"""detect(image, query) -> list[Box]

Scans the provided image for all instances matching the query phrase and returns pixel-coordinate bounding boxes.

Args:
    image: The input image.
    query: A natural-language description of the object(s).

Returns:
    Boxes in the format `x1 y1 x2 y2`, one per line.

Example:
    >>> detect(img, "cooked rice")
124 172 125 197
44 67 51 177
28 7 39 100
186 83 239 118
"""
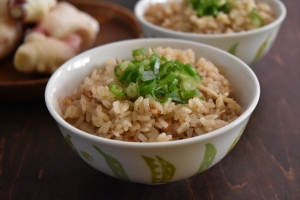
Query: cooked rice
59 47 241 142
144 0 276 34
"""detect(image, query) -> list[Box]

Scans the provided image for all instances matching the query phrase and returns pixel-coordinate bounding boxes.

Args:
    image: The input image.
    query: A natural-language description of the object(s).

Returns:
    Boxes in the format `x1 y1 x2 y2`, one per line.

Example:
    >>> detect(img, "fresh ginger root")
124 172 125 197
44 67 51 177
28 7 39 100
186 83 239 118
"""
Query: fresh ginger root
7 0 57 23
2 0 100 73
14 31 81 74
39 1 100 50
0 0 23 60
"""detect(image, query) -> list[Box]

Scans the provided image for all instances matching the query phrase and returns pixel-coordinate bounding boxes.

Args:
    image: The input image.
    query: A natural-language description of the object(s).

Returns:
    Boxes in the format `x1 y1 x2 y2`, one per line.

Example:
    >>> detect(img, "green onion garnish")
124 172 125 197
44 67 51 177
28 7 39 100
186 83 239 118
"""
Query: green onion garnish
250 8 264 28
140 71 156 81
132 48 147 61
152 86 169 103
126 82 139 98
183 64 199 77
109 48 204 104
109 84 125 98
181 89 201 99
180 79 197 91
158 72 177 84
139 80 156 96
186 0 231 17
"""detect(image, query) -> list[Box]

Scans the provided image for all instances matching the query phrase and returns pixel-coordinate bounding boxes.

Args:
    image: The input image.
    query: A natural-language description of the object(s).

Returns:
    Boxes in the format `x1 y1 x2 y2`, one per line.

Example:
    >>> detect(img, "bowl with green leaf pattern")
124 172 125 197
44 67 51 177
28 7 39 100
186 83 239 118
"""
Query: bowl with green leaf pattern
134 0 286 65
45 38 260 184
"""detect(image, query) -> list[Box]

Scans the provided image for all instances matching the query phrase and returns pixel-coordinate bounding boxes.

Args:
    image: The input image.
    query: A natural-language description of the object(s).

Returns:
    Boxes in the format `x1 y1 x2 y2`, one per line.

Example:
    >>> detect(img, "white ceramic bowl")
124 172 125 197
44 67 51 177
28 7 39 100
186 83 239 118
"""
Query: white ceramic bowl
134 0 286 65
45 38 260 185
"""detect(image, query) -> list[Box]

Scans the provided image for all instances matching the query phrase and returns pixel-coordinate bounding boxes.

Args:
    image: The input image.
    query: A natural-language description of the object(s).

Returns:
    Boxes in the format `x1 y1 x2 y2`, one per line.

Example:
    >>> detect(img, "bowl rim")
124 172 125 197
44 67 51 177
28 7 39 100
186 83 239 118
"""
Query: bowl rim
134 0 287 39
45 38 260 148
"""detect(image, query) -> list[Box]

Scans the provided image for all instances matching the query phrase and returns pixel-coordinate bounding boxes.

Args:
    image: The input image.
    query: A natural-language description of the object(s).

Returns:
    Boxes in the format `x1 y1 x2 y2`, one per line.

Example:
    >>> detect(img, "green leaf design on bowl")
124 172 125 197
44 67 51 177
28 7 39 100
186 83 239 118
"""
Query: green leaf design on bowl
252 34 271 63
227 125 246 154
195 143 217 174
228 42 239 55
65 134 79 155
81 151 93 161
93 146 130 181
142 155 176 183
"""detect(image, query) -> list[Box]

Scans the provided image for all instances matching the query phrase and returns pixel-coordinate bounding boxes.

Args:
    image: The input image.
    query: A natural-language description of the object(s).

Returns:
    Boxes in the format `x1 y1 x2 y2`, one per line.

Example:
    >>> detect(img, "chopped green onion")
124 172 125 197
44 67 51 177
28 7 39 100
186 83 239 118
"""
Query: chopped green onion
139 80 156 96
161 83 168 89
120 61 133 71
141 59 150 66
180 79 197 91
187 0 231 17
218 0 226 7
119 64 138 84
114 65 122 79
158 72 177 84
140 71 156 81
138 62 145 73
169 92 186 104
168 78 178 87
132 48 147 61
159 61 175 74
110 47 203 104
126 82 138 98
152 86 169 103
153 58 160 74
181 89 200 99
183 64 198 77
219 2 230 13
200 96 206 101
109 84 125 98
160 56 168 62
169 84 179 92
250 8 264 27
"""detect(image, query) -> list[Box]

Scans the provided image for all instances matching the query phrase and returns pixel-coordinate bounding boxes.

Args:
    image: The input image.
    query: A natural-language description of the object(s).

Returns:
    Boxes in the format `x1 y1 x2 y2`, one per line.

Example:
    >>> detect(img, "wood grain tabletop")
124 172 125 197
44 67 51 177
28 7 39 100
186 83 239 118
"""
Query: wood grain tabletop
0 0 299 199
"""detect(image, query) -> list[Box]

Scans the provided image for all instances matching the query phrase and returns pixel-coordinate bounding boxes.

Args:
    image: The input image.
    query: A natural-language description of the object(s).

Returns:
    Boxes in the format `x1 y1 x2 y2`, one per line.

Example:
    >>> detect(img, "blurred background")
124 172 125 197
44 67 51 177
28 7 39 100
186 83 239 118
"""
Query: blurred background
107 0 137 10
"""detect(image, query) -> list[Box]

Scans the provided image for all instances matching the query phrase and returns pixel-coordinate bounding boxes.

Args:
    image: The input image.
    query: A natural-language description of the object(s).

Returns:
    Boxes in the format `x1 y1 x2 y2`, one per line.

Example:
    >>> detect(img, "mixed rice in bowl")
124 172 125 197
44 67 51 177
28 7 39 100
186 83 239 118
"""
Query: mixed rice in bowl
144 0 276 34
134 0 286 65
45 38 260 184
59 47 241 142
